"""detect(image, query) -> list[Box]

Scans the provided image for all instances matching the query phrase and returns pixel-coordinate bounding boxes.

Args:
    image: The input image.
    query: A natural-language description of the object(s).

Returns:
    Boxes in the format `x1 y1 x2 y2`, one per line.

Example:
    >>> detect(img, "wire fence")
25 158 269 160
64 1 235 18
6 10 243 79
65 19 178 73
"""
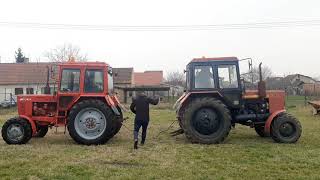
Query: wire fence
0 93 16 108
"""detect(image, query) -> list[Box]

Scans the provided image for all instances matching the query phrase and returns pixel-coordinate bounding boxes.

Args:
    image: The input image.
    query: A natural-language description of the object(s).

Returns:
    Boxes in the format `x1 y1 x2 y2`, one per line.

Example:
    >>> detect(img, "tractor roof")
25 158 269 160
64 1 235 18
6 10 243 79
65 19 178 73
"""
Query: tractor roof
190 57 239 64
59 61 110 67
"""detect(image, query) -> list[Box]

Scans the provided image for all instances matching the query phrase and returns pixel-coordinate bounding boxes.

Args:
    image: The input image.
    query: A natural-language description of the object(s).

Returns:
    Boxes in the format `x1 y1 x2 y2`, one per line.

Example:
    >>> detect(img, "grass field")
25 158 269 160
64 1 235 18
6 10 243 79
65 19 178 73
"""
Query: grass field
0 100 320 179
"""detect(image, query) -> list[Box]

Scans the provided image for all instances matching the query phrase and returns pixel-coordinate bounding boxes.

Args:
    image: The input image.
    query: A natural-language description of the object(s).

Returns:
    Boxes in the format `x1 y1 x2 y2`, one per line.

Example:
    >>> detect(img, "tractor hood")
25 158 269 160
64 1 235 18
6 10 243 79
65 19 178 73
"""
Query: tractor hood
17 95 57 116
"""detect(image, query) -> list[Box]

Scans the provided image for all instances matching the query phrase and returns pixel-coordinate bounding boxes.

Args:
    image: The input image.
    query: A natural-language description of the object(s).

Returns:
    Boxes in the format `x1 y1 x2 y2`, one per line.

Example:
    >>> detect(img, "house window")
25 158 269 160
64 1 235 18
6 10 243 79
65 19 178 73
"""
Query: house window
194 66 215 89
15 88 23 95
84 69 104 93
26 88 34 94
60 69 80 92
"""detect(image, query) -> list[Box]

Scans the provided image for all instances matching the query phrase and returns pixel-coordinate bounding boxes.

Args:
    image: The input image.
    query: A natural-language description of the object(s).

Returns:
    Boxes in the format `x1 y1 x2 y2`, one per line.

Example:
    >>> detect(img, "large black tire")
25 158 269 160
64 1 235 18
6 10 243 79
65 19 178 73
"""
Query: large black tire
68 99 115 145
254 125 268 137
110 107 123 137
271 113 302 143
181 97 231 144
2 117 32 145
34 125 49 138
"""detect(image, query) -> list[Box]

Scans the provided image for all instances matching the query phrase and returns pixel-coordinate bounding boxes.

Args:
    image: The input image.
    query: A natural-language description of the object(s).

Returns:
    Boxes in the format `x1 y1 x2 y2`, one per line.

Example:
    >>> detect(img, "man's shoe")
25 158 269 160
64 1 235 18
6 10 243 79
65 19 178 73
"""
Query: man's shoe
134 141 138 149
141 140 145 146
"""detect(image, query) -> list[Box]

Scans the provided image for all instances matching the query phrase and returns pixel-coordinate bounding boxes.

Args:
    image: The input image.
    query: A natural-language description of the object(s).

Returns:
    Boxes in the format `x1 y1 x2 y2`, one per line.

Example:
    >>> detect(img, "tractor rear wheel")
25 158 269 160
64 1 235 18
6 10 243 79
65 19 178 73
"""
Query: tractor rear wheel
68 100 115 145
182 97 231 144
254 125 268 137
271 113 302 143
2 118 32 144
110 107 123 137
34 125 49 138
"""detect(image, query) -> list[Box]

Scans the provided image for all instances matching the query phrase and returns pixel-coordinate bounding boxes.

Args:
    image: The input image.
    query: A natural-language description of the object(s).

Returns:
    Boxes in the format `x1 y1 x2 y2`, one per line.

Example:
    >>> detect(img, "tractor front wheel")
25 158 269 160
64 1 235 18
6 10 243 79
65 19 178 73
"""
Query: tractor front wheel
182 97 231 144
254 125 268 137
1 118 32 144
68 100 114 145
271 113 302 143
34 125 49 138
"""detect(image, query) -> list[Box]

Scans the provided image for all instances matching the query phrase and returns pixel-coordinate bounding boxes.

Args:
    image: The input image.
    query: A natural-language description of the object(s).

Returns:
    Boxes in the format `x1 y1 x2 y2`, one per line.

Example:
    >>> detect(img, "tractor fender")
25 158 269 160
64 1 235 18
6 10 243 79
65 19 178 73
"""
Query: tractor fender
105 95 121 116
19 115 37 135
176 91 223 116
264 110 286 135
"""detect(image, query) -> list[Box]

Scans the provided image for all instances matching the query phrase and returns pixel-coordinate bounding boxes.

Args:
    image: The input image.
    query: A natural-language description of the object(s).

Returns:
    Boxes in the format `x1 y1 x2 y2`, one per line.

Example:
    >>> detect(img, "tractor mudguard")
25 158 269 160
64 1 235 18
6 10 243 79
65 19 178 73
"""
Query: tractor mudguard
19 115 37 135
105 95 121 116
175 91 223 116
264 110 286 135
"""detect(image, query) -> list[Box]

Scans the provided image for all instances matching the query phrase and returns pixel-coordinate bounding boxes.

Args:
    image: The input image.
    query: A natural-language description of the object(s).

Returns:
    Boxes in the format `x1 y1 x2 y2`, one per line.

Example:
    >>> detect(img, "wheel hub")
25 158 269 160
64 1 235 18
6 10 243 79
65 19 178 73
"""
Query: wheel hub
84 118 97 129
279 122 295 137
193 108 220 135
7 124 24 142
74 108 107 140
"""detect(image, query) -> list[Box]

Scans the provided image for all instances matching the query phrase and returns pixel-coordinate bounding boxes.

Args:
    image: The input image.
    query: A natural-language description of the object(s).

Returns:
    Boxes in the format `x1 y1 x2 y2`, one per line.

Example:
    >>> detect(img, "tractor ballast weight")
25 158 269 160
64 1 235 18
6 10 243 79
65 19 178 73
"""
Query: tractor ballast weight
175 57 302 144
2 61 124 145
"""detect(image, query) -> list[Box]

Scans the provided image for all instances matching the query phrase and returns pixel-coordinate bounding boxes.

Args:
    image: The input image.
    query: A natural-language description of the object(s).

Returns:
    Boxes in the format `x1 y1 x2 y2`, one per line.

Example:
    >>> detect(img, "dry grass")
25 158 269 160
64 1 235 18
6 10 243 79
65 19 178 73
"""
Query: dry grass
0 104 320 179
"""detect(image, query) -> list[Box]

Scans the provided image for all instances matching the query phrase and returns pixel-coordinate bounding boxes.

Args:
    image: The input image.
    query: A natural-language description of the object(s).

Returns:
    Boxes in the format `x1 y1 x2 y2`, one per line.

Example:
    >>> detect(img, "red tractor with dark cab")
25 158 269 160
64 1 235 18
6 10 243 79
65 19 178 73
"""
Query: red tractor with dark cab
2 61 123 145
174 57 302 144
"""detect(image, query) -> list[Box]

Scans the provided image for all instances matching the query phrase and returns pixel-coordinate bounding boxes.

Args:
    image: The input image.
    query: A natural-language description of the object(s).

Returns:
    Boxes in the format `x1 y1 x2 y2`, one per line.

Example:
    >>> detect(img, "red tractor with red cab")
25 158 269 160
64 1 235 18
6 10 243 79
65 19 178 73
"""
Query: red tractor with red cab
174 57 302 144
2 61 123 145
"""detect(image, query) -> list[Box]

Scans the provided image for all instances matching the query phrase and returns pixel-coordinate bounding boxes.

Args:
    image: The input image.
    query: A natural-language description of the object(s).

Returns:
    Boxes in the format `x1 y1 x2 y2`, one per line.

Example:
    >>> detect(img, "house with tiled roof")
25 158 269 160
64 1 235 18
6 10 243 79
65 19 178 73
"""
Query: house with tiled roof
0 62 57 102
114 69 170 103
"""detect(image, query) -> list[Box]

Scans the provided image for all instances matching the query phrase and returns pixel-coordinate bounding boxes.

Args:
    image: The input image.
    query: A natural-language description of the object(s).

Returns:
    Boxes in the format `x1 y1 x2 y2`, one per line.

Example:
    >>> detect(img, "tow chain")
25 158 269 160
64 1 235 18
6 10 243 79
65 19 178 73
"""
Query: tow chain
120 117 178 139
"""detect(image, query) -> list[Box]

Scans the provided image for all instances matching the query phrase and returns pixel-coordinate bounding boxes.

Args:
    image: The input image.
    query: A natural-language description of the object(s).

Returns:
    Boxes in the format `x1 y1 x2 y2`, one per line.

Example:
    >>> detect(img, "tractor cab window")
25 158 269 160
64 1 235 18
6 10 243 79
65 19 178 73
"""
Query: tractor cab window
194 66 215 89
60 69 80 92
84 69 104 93
218 65 238 88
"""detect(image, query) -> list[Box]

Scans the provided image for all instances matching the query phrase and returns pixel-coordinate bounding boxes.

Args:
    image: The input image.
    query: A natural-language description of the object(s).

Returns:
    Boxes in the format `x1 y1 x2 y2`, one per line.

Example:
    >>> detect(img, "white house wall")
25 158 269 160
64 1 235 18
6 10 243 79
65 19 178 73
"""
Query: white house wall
0 84 55 101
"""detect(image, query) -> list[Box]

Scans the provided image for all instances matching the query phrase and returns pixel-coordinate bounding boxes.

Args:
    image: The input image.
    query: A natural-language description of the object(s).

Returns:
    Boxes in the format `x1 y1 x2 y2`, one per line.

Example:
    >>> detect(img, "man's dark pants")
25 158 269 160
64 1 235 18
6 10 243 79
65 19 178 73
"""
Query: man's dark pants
134 119 149 143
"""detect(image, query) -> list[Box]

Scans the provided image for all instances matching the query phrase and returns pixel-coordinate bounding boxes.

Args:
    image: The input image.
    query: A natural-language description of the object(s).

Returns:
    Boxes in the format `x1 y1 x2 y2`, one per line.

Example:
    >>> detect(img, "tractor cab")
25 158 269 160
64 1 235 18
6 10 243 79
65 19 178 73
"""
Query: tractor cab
57 62 116 111
184 57 242 108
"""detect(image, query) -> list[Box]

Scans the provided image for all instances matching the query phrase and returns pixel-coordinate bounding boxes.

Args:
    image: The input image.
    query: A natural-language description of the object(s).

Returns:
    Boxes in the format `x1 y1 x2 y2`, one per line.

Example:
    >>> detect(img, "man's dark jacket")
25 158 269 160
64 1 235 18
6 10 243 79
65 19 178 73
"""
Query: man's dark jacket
130 94 159 121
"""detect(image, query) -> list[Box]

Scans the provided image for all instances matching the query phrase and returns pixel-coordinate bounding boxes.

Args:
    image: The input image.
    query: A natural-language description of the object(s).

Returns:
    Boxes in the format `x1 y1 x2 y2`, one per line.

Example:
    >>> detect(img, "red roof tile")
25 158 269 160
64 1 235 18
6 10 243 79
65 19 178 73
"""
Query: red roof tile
0 63 57 85
133 71 163 86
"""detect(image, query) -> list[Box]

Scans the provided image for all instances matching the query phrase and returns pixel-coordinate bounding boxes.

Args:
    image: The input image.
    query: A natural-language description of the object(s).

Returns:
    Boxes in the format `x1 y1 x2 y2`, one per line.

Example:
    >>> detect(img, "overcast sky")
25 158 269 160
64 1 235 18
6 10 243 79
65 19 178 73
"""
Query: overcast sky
0 0 319 78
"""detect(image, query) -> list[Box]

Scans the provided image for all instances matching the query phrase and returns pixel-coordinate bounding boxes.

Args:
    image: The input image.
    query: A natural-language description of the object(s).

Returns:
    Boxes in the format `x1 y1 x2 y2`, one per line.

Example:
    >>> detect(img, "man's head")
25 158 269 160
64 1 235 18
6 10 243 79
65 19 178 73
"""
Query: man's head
136 91 146 97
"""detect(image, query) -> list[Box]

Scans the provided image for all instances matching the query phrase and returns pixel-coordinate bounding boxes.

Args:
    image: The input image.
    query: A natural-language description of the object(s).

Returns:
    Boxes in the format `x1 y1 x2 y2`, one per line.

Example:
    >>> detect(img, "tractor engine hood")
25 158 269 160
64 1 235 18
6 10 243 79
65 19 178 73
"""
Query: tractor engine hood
17 95 57 117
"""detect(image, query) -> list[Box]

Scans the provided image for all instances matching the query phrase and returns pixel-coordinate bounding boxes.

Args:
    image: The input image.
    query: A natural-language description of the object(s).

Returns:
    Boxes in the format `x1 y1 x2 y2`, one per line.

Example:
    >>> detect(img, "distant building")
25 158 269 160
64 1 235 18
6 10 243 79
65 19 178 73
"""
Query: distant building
0 63 56 102
265 74 317 95
114 69 170 103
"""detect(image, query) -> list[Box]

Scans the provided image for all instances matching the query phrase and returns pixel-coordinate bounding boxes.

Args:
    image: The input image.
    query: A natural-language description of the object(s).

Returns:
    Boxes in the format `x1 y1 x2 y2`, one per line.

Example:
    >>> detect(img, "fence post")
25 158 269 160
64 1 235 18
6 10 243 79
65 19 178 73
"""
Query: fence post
10 93 12 108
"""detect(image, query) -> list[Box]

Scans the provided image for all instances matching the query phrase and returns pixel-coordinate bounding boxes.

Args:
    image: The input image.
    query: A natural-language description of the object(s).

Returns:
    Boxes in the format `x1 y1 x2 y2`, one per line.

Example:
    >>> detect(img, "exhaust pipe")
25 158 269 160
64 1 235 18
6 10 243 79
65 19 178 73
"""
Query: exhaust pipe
258 63 266 98
44 66 51 94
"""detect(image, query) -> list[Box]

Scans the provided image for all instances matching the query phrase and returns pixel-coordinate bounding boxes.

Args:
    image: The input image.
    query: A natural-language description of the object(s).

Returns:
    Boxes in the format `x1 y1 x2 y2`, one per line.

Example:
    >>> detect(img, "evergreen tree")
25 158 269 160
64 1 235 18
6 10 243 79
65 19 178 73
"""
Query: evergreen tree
15 48 25 63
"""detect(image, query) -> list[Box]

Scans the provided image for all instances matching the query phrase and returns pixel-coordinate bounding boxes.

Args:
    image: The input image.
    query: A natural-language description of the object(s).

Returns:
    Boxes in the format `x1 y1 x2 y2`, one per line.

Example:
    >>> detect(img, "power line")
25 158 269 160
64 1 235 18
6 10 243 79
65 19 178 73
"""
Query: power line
0 20 320 31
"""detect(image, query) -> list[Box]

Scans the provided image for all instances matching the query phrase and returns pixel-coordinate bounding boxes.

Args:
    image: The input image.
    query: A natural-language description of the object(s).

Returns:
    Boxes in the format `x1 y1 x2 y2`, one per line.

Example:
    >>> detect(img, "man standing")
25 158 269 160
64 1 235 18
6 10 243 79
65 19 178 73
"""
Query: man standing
130 91 159 149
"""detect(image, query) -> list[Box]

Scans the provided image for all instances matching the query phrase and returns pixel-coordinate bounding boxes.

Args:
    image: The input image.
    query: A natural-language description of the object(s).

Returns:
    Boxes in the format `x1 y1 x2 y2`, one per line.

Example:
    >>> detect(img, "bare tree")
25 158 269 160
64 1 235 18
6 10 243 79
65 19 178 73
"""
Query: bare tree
243 65 273 83
45 43 87 62
165 70 186 86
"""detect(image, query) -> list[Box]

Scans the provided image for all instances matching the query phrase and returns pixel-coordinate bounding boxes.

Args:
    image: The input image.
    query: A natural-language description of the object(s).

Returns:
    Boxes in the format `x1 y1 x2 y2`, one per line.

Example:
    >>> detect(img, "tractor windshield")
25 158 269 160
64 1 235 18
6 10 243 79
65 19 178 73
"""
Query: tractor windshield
194 66 215 89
